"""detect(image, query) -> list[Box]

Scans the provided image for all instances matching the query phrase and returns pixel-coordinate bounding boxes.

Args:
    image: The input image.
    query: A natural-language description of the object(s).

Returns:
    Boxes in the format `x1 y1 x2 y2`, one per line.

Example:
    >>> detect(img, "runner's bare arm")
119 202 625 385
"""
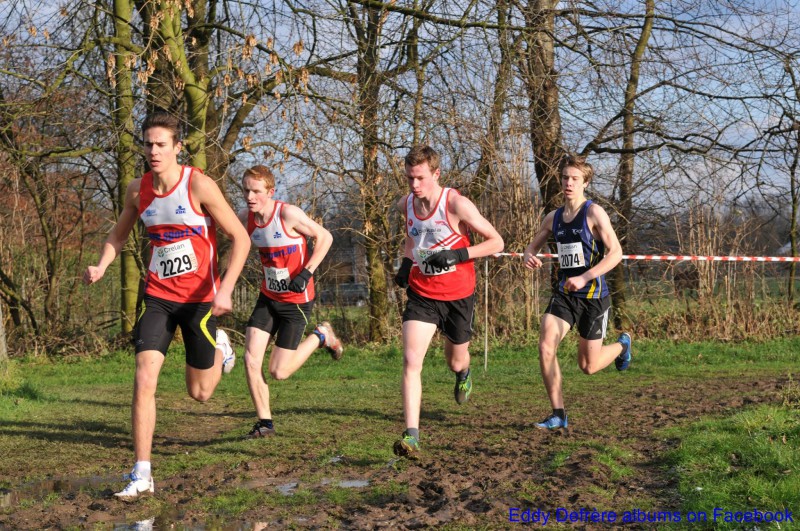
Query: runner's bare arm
395 195 407 216
586 203 622 277
281 204 333 273
450 194 504 258
192 173 251 315
83 180 141 285
523 211 555 270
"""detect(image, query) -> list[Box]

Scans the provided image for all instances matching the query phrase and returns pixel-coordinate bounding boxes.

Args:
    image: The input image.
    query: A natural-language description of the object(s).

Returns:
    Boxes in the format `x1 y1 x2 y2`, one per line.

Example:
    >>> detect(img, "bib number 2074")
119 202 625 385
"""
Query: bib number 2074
557 242 584 269
560 253 582 268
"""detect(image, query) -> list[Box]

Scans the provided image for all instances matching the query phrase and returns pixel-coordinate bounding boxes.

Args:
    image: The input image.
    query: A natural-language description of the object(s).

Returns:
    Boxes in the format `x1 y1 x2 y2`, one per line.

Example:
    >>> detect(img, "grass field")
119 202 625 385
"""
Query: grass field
1 336 799 529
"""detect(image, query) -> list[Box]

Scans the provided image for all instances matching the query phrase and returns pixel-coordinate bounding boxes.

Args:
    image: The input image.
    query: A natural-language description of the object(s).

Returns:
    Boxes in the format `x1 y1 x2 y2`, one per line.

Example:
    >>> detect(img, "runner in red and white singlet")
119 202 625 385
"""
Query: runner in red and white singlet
391 145 504 460
405 187 474 301
139 165 219 303
84 112 250 501
247 201 313 303
236 165 343 439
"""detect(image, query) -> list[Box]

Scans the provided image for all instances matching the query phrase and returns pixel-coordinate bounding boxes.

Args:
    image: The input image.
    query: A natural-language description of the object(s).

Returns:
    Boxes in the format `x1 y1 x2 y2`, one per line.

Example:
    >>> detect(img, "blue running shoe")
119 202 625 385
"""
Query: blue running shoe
615 332 632 371
535 413 568 430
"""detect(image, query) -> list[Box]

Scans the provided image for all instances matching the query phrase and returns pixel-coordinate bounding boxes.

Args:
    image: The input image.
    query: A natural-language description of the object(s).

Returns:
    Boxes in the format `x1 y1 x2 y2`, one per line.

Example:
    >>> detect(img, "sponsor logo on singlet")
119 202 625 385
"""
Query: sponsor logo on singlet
261 244 299 260
410 226 443 237
175 205 187 215
149 226 204 242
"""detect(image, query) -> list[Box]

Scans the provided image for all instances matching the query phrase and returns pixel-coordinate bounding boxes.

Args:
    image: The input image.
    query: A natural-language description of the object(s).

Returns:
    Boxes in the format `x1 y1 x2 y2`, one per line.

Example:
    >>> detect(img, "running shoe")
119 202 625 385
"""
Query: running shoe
114 472 155 501
615 332 632 371
535 413 568 430
315 321 344 360
454 372 473 404
217 329 235 374
392 431 421 460
246 422 277 438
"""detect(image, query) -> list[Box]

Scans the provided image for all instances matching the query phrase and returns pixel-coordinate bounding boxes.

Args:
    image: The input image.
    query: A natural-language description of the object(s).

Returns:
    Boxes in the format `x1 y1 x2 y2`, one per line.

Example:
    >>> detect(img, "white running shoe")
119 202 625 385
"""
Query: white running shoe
217 329 235 374
315 321 343 360
114 472 154 501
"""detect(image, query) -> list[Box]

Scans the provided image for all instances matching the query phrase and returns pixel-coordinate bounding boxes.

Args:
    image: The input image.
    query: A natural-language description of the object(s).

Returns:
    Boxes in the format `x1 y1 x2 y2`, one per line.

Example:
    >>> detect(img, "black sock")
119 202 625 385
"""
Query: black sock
259 419 274 429
405 428 420 439
456 368 470 381
553 409 566 420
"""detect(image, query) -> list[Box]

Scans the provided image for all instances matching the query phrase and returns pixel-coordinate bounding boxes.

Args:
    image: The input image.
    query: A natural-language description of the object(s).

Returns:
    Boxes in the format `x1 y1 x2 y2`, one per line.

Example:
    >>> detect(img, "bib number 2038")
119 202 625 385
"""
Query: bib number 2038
268 278 289 292
265 267 291 293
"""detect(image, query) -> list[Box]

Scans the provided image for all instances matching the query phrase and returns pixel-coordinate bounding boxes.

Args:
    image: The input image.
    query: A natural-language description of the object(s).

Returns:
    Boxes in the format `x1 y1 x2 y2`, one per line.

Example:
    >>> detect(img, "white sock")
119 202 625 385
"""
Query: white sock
133 461 151 480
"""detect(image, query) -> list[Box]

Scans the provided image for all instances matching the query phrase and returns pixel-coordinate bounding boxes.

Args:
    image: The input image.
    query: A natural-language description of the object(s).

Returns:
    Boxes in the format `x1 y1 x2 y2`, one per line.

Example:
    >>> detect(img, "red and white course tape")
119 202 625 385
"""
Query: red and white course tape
494 252 800 263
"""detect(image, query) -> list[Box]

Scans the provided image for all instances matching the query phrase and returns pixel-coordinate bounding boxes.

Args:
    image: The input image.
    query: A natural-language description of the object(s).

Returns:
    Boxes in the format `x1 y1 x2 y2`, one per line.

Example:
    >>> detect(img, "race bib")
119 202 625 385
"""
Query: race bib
557 242 585 269
413 248 455 276
264 266 291 293
152 239 198 279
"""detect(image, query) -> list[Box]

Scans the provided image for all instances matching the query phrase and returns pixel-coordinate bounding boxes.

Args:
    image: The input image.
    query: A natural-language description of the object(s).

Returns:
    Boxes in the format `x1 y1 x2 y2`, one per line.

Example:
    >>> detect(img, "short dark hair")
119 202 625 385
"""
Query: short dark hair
142 111 182 144
404 145 440 172
559 154 594 184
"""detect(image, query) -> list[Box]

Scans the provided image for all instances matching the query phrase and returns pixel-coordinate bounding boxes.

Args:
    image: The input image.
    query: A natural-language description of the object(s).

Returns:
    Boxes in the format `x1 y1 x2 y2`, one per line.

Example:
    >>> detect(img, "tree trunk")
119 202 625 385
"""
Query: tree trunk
113 0 140 334
610 0 654 329
788 129 799 303
469 0 512 204
357 5 392 342
524 0 565 214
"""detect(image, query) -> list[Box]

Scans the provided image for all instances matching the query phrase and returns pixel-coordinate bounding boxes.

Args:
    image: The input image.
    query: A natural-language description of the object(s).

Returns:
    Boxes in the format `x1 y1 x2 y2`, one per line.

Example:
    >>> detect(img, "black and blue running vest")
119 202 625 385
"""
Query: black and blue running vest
552 199 608 299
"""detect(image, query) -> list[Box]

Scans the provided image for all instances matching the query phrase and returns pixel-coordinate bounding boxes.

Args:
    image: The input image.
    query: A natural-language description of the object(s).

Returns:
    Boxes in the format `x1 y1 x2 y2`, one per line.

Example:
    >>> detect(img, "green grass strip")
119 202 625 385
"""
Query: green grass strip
664 405 800 529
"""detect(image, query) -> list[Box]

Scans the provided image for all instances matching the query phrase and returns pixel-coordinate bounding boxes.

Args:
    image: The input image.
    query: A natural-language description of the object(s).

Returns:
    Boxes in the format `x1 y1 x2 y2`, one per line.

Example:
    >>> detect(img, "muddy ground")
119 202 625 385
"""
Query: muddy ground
0 373 788 530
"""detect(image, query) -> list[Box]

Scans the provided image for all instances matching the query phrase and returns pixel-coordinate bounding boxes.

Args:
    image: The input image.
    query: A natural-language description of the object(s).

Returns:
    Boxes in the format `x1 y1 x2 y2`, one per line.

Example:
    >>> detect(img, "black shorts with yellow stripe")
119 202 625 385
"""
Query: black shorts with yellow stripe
246 292 313 350
133 294 217 369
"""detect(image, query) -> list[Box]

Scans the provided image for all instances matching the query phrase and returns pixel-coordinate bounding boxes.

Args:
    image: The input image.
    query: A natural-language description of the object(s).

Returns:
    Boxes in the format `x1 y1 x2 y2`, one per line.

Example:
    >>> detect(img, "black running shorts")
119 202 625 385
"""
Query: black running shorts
246 292 313 350
402 288 474 345
544 290 611 341
133 295 217 369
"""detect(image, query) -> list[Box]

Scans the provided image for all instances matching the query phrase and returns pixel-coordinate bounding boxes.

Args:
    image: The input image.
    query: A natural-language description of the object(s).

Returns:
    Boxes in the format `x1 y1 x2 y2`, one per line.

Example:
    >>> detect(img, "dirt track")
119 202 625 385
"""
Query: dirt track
1 370 787 530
